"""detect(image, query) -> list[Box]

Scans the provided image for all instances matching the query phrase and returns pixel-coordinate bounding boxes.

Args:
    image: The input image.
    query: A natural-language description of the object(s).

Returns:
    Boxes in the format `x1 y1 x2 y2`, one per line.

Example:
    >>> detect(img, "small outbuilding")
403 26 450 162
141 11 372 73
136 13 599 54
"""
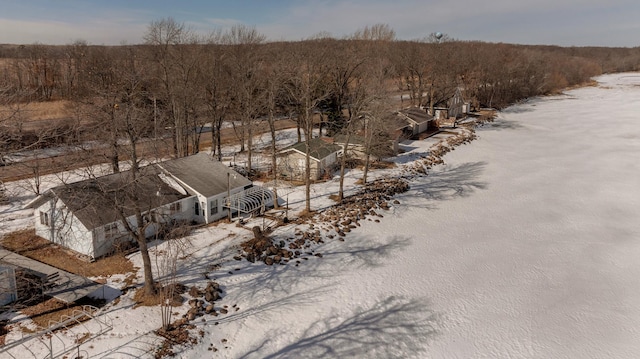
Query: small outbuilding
276 138 342 181
0 265 17 306
434 87 471 125
394 107 438 139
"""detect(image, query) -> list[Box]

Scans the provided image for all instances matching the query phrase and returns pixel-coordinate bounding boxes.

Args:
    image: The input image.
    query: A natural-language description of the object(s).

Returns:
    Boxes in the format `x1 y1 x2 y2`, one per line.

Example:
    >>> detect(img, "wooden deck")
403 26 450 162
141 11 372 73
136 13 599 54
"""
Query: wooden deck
0 248 103 304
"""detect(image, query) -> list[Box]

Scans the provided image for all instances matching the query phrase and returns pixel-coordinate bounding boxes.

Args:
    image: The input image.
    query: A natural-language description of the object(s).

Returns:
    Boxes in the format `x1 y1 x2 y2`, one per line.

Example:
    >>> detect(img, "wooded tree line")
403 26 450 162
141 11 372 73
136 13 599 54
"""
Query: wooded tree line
2 20 640 167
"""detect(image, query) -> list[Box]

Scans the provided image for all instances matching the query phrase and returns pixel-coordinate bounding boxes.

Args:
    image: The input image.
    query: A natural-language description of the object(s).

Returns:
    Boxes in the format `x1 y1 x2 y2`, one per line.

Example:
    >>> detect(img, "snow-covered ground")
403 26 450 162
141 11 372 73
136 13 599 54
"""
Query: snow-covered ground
2 72 640 358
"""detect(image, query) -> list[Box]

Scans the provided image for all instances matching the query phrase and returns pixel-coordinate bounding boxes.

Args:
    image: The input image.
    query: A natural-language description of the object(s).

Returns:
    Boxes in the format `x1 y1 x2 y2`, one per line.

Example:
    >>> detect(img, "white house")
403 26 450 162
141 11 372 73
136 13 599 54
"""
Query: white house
157 153 258 224
277 138 342 181
25 153 273 260
25 166 192 259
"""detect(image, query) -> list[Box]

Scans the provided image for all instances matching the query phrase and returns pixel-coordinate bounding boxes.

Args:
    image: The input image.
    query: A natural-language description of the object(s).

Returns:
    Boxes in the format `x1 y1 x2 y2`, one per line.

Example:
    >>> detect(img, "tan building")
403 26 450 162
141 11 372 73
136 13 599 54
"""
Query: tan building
277 138 342 181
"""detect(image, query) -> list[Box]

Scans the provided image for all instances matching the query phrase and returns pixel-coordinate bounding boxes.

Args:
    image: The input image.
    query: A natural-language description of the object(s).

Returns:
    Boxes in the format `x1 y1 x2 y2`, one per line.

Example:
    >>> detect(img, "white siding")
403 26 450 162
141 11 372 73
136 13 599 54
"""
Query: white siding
34 199 95 258
207 194 228 222
93 222 130 259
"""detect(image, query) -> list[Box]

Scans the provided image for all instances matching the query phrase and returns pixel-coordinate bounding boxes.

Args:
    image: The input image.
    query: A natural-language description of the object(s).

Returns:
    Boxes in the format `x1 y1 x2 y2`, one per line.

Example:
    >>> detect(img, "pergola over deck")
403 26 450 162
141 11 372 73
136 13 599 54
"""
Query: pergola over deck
224 186 275 216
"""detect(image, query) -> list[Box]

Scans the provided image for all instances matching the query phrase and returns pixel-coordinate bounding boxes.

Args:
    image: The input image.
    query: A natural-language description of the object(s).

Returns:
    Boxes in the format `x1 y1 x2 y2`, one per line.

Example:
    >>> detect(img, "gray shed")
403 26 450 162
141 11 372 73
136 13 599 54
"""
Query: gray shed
0 265 17 306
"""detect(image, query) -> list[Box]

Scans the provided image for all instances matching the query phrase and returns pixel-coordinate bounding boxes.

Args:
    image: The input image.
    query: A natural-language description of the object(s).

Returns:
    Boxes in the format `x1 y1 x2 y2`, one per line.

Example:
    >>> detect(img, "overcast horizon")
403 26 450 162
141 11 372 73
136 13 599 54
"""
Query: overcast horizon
0 0 639 47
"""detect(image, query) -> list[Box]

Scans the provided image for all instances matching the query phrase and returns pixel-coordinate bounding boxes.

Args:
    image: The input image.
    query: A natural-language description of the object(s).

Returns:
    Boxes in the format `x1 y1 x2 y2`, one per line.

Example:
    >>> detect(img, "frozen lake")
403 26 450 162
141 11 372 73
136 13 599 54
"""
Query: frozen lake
225 72 640 358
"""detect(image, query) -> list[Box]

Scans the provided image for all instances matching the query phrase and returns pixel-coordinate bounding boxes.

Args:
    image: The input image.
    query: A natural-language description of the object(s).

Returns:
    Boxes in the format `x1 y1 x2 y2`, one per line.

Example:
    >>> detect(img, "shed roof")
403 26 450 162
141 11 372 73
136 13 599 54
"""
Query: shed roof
158 152 251 198
332 134 367 146
280 138 342 161
0 248 103 304
399 107 434 125
26 165 190 230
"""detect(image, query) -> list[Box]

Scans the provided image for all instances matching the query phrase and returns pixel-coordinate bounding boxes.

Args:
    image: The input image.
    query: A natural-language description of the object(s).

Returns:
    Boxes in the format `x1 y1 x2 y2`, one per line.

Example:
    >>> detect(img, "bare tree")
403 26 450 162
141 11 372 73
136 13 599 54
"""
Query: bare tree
262 44 290 208
284 41 331 213
223 25 267 173
203 31 231 161
395 41 430 108
80 45 126 173
154 229 190 330
351 23 396 42
74 46 161 296
359 52 395 185
144 18 205 158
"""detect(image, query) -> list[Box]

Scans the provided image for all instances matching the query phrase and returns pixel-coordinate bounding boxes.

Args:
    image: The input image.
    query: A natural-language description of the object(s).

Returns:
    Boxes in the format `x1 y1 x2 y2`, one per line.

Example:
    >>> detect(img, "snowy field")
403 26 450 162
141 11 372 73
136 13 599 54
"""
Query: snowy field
2 72 640 358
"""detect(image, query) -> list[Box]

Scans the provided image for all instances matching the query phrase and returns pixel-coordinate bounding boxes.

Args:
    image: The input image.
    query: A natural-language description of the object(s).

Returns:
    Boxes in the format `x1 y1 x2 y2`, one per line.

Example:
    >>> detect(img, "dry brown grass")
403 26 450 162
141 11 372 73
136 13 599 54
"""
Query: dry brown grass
1 229 136 277
369 160 397 169
297 209 317 219
133 283 185 308
0 100 72 122
20 298 76 330
18 297 101 331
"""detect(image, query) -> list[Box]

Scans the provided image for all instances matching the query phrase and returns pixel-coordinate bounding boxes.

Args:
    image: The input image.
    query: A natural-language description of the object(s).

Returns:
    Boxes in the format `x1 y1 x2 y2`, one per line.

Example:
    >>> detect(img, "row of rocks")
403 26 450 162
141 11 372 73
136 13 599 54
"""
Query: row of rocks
239 128 477 266
316 178 409 237
177 281 225 323
238 178 409 265
405 128 477 176
238 226 297 265
280 178 409 259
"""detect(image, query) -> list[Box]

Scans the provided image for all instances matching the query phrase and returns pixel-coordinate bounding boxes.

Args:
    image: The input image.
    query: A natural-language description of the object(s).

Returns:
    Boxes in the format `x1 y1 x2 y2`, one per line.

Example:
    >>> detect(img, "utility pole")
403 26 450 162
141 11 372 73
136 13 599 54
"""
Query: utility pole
227 172 231 222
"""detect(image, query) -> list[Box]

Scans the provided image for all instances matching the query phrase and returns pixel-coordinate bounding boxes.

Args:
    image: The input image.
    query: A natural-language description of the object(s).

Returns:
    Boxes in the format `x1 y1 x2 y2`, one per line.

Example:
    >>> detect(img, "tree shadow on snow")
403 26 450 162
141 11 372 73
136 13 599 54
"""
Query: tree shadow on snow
239 296 439 359
408 161 488 205
228 234 411 302
318 235 412 269
200 284 335 327
476 119 523 131
221 257 339 300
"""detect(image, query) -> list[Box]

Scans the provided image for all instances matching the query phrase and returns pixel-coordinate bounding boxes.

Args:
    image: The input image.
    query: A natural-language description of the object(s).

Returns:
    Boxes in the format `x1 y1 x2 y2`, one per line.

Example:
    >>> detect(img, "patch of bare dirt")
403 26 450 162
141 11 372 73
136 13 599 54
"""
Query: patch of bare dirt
1 229 136 277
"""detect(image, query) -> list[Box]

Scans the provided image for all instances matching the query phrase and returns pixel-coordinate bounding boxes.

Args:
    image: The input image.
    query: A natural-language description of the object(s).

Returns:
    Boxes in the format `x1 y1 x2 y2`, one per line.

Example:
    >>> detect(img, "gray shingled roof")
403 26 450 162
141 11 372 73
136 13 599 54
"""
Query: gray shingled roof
399 107 433 124
27 165 190 230
158 152 251 198
332 134 366 146
282 138 342 161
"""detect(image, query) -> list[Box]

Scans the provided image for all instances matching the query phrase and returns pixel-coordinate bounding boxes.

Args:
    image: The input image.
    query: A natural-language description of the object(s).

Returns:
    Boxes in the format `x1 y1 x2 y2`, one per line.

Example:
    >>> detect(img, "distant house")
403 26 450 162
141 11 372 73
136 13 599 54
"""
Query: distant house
277 138 342 181
434 87 471 124
395 107 438 139
25 153 273 260
397 107 437 137
331 134 368 160
331 134 398 161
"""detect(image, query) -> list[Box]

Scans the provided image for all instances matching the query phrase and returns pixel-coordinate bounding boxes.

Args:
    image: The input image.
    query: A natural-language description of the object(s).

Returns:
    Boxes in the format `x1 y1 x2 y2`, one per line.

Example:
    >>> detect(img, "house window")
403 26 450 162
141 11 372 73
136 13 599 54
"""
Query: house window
210 199 218 216
39 211 49 226
169 201 182 214
104 222 119 239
